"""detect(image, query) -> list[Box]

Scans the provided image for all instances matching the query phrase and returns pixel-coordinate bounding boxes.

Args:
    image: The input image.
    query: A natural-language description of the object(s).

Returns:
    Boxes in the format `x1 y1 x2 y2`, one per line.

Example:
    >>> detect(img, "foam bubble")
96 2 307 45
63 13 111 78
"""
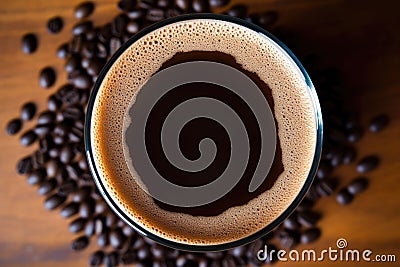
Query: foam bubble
90 19 316 245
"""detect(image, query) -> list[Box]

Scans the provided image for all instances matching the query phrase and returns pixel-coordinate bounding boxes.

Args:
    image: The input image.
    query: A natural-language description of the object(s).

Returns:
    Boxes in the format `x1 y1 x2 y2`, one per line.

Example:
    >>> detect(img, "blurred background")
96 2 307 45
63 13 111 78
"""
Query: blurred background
0 0 399 266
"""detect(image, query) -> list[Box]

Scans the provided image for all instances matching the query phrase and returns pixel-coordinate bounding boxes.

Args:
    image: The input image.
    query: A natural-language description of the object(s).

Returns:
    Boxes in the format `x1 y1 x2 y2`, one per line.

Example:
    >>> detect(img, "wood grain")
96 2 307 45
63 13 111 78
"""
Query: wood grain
0 0 399 266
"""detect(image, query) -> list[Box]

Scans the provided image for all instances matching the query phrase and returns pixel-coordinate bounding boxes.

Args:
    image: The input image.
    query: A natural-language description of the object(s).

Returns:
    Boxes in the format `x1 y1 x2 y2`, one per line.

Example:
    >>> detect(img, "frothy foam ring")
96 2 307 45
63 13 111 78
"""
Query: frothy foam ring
90 18 317 245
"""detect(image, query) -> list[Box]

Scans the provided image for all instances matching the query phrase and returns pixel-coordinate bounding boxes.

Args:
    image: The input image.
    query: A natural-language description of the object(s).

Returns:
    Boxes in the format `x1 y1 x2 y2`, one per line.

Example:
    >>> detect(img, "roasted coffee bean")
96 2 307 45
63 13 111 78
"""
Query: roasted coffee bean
85 219 96 236
31 149 49 167
47 95 62 111
71 235 89 251
54 83 72 100
112 14 128 37
21 102 37 121
110 228 126 249
82 42 97 59
20 130 37 146
60 202 80 218
17 156 33 174
369 114 389 133
316 178 338 197
192 0 210 12
65 54 82 73
96 42 108 58
347 127 363 143
297 210 321 227
95 201 108 214
276 229 299 249
82 57 91 69
149 244 164 259
72 73 92 89
6 118 22 135
73 186 92 202
47 16 64 34
89 250 105 267
55 112 65 123
137 247 150 260
221 255 236 267
316 161 332 179
49 147 60 159
251 11 278 28
22 33 38 54
39 135 54 154
80 198 95 218
165 7 182 18
38 111 56 125
347 177 369 195
94 201 108 217
120 250 137 264
70 34 84 53
69 217 87 233
54 123 68 136
87 58 105 76
357 155 379 173
57 43 70 59
176 0 190 11
60 146 74 164
97 232 109 247
126 21 140 34
68 127 84 143
38 178 58 195
209 0 230 8
44 193 66 210
95 216 106 234
27 169 46 185
46 159 59 177
300 228 321 244
132 236 145 249
336 188 354 205
283 214 301 230
229 245 246 257
75 1 95 19
79 89 90 104
39 67 56 88
105 212 118 228
98 23 113 43
62 88 80 105
146 8 165 22
109 37 122 55
344 113 360 129
343 146 357 164
140 0 157 9
118 0 138 12
33 124 54 136
330 147 344 167
58 179 78 196
157 0 172 8
227 4 247 18
62 105 84 120
73 21 93 36
56 167 69 183
105 251 119 267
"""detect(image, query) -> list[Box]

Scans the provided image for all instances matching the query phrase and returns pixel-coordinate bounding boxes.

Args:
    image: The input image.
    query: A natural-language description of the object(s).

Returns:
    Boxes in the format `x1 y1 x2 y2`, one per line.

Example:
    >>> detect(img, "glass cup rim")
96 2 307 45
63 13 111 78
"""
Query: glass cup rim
85 13 323 252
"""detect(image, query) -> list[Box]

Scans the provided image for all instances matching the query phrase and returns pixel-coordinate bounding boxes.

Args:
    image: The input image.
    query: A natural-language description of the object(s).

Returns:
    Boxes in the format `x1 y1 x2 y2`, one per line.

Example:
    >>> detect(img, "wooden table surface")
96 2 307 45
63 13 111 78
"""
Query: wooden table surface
0 0 399 266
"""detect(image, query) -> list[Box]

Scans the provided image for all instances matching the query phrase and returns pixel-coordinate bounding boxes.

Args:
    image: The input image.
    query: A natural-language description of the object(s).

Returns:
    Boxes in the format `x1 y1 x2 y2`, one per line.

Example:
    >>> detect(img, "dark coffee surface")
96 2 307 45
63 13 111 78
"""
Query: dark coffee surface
131 51 284 216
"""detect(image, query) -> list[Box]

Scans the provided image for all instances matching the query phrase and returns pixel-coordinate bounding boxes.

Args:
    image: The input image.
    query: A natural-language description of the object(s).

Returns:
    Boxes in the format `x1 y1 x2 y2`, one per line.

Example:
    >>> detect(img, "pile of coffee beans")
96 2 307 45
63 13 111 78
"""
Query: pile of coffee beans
6 0 390 266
